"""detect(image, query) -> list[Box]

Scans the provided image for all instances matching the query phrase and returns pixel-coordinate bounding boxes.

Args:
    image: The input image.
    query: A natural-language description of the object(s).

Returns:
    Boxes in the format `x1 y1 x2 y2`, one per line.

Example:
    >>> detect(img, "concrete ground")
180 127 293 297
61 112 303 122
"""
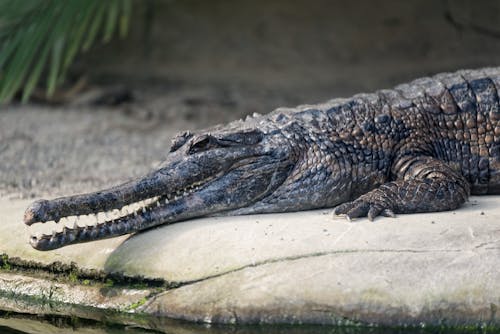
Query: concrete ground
1 93 499 329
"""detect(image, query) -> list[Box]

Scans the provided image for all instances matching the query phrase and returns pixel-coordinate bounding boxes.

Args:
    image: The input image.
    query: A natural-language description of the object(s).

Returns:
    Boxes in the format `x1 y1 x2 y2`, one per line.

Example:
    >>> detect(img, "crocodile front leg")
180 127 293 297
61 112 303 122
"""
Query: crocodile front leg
334 156 470 220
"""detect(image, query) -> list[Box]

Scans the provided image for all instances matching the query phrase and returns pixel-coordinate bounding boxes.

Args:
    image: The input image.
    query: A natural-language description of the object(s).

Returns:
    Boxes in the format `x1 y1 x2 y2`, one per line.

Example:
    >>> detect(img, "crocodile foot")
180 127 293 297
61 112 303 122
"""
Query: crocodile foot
333 191 396 221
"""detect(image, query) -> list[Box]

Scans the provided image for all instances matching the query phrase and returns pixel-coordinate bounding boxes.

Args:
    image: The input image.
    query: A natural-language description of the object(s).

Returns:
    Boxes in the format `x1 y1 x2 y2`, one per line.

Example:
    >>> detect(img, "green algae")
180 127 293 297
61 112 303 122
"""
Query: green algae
0 253 165 289
125 297 148 312
1 254 11 270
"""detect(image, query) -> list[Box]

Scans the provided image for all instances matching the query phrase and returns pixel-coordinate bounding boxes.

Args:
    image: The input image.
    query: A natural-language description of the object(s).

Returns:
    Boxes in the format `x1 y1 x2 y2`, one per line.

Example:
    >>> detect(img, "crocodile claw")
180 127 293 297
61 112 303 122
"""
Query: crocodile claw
334 199 396 221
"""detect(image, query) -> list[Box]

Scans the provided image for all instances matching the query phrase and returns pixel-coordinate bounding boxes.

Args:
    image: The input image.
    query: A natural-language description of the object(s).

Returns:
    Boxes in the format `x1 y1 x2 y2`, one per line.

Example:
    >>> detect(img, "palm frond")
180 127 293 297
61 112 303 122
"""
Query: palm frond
0 0 132 104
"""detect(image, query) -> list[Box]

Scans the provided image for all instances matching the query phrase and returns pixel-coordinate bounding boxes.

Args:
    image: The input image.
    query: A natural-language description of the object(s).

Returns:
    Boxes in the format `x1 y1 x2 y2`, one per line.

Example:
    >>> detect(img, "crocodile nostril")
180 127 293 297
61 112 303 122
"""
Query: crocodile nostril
24 199 49 225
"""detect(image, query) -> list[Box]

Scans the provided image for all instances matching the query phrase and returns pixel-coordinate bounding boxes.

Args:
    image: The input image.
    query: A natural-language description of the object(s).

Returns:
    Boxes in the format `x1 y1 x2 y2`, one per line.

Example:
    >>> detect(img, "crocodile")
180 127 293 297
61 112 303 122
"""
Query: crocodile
24 67 500 251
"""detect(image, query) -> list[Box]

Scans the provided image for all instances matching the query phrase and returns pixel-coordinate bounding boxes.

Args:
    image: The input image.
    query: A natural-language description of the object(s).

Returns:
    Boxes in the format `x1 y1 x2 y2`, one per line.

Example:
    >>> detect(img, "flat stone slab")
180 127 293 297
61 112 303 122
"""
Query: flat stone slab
1 195 499 326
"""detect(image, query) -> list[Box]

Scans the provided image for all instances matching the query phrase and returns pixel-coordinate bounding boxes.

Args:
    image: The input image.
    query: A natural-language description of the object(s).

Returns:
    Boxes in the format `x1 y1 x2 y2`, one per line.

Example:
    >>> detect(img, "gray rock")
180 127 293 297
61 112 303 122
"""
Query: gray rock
2 196 499 326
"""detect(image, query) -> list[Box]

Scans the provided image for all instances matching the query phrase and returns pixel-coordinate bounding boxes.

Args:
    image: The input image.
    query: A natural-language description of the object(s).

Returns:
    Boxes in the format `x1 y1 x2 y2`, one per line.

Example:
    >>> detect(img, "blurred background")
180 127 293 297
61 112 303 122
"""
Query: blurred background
2 0 500 108
2 0 500 198
78 0 500 103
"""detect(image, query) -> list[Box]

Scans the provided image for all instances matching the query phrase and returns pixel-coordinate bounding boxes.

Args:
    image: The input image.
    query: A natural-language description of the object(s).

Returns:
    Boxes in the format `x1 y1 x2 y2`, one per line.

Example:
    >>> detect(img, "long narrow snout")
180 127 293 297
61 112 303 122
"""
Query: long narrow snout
24 142 290 250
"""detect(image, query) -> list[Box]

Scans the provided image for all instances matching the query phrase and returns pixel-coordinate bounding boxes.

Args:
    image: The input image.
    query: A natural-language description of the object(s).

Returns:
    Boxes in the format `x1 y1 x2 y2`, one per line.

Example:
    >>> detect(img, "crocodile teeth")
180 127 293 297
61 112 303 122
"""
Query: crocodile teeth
30 181 211 241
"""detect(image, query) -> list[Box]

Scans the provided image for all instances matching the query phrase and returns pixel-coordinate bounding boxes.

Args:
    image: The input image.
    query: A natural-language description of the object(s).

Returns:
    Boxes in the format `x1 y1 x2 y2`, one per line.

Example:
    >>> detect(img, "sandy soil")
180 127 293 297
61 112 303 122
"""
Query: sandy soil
0 83 292 199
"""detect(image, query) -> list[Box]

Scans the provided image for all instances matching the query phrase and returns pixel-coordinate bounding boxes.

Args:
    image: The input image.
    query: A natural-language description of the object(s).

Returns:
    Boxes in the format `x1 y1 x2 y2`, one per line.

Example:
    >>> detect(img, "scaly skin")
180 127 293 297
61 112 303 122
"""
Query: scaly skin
24 67 500 250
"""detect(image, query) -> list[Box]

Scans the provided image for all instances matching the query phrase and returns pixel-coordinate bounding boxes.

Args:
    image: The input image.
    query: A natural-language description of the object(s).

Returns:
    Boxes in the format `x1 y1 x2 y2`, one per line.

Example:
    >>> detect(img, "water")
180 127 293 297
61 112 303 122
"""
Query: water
0 312 497 334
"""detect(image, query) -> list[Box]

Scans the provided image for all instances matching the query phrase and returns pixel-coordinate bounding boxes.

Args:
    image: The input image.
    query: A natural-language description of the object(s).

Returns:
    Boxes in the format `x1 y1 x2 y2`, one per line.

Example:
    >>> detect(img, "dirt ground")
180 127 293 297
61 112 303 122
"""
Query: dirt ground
0 83 295 200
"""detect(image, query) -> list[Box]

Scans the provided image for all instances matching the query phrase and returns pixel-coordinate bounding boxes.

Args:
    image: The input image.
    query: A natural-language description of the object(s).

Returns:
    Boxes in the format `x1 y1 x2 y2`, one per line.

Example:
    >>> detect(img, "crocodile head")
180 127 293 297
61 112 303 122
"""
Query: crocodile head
24 116 313 251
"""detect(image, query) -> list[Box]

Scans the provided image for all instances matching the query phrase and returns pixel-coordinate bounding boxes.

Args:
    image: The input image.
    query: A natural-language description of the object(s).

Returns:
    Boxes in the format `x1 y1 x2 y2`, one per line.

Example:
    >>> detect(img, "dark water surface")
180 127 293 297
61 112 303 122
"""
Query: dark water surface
0 312 498 334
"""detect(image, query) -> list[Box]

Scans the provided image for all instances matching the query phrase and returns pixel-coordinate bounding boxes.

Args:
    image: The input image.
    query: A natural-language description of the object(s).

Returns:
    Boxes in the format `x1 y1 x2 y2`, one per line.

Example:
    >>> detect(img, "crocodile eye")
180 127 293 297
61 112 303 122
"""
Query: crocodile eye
188 135 219 154
170 131 193 152
187 129 264 154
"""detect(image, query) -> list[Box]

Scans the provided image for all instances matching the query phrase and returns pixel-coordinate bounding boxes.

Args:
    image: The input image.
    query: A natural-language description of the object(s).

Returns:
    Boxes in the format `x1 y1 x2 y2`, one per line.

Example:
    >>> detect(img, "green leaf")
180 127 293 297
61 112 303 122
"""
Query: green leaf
46 36 65 97
0 27 26 69
82 3 106 51
21 39 51 102
103 0 119 43
0 0 132 103
61 2 98 70
0 16 53 102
